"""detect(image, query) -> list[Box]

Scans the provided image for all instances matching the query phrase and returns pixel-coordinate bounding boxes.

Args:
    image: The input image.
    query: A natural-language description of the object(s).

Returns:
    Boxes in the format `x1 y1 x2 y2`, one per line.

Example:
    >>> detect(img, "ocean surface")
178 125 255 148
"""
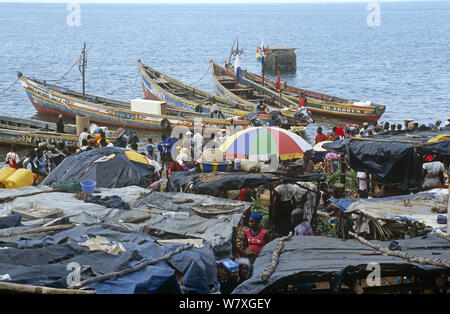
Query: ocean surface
0 1 449 144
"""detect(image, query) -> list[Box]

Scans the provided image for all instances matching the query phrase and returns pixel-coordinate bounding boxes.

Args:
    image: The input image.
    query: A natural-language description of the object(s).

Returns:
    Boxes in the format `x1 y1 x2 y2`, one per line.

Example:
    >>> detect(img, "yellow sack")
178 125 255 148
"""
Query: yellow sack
5 169 34 189
124 150 149 165
0 167 16 188
427 134 450 143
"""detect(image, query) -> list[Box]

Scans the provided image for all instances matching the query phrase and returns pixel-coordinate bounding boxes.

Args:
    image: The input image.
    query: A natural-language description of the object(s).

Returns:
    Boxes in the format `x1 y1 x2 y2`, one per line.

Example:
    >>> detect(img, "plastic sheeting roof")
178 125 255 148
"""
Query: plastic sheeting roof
0 224 219 294
232 235 450 294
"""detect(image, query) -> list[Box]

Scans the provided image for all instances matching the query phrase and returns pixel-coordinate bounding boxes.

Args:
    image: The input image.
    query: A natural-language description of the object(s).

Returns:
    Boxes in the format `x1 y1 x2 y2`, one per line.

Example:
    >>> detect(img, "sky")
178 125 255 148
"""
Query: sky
0 0 434 3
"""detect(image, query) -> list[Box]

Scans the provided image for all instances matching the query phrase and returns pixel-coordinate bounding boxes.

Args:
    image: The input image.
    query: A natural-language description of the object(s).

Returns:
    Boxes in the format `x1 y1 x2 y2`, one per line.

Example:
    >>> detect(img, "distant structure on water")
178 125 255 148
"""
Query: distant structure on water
264 47 297 74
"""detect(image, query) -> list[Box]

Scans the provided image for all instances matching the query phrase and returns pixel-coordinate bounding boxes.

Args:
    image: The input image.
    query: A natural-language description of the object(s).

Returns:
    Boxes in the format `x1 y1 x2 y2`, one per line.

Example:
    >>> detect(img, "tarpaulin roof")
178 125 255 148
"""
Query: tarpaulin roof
232 235 450 294
165 171 325 196
323 127 450 191
2 186 250 259
133 191 251 259
42 147 155 188
324 139 422 191
0 224 219 294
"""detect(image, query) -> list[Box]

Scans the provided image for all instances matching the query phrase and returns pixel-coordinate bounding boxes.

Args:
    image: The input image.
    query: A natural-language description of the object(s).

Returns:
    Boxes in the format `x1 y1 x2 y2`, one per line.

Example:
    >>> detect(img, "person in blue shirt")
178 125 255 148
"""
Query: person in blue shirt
158 135 174 162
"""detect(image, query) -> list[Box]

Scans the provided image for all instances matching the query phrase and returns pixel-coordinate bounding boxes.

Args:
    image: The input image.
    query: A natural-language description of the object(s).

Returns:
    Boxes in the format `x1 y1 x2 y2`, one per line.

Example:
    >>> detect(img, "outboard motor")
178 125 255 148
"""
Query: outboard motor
247 112 269 127
116 129 139 148
296 107 314 123
270 110 289 128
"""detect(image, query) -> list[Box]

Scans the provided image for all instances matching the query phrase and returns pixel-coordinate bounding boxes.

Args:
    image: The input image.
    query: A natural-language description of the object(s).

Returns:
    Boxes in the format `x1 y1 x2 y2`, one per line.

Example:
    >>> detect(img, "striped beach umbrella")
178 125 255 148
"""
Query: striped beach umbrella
220 127 313 161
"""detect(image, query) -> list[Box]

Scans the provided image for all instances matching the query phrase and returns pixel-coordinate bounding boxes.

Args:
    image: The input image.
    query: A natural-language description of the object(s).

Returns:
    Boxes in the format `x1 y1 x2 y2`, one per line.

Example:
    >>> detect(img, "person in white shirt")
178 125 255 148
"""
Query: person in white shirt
78 127 90 148
5 145 20 169
423 158 445 188
357 171 369 198
193 132 203 161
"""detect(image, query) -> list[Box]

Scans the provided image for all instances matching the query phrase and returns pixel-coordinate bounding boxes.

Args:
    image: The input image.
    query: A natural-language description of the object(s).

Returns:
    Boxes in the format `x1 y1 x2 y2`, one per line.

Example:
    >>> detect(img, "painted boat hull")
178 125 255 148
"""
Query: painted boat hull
209 61 312 127
243 69 385 122
19 75 241 132
0 127 80 148
138 61 276 126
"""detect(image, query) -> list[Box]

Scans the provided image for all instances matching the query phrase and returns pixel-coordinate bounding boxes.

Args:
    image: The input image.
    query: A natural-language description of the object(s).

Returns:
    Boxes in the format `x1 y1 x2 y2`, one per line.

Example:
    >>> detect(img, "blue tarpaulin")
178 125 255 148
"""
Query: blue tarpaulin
330 192 436 212
0 224 219 294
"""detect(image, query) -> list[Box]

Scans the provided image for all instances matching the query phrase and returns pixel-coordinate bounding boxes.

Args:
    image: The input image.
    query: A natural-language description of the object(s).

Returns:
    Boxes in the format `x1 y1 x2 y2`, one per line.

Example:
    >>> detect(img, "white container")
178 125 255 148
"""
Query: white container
130 99 165 115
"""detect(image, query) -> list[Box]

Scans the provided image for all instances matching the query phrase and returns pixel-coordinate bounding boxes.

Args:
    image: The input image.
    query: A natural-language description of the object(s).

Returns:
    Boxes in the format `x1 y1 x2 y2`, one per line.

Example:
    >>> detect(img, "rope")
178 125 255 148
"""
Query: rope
0 77 20 95
188 65 210 87
52 43 94 85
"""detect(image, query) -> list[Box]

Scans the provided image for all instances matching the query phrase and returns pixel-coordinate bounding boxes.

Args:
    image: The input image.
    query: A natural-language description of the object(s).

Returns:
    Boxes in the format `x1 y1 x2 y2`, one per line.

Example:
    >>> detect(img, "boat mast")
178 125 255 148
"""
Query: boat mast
80 43 87 100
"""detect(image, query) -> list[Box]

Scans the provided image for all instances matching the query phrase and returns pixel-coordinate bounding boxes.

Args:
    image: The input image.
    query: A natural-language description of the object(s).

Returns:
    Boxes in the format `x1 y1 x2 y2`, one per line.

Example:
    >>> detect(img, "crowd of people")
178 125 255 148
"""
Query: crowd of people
3 127 118 183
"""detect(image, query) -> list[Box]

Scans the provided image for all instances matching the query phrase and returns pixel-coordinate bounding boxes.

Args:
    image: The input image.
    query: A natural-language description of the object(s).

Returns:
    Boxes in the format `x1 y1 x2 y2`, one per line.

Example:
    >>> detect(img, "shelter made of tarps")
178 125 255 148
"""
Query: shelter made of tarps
324 139 422 191
1 186 150 226
0 224 219 294
323 127 450 191
346 189 448 231
1 187 251 259
232 235 450 294
133 191 251 259
42 147 155 188
165 171 272 196
165 171 325 196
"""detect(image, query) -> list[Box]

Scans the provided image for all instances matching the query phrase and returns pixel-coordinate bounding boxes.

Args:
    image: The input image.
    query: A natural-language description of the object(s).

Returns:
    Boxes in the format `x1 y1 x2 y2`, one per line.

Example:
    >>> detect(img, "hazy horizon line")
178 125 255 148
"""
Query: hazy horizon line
0 0 438 4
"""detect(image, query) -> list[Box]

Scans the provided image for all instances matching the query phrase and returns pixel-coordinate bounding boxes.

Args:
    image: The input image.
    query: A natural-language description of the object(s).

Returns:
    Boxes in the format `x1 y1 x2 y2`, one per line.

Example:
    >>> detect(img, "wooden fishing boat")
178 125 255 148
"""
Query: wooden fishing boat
18 73 243 132
0 114 76 134
210 61 314 127
241 66 386 122
0 127 80 148
0 114 120 148
139 60 313 128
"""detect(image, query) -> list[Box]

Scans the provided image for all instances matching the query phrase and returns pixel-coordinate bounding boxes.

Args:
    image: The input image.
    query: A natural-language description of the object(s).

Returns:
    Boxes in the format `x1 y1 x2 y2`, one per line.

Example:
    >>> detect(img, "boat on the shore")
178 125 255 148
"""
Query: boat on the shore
0 114 76 134
241 65 386 122
138 60 312 128
18 73 244 132
0 115 82 148
210 61 314 127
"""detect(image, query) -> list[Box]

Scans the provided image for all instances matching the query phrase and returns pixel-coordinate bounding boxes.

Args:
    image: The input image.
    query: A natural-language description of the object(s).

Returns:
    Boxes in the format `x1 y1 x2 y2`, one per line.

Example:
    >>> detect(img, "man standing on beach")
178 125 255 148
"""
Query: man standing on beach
78 127 89 148
56 115 65 133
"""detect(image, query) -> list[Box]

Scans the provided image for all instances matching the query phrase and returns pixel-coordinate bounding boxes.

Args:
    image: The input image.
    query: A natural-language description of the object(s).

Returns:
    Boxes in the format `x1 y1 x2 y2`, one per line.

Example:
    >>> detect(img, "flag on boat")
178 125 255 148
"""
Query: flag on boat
234 53 242 83
260 40 265 64
256 47 261 62
275 70 281 90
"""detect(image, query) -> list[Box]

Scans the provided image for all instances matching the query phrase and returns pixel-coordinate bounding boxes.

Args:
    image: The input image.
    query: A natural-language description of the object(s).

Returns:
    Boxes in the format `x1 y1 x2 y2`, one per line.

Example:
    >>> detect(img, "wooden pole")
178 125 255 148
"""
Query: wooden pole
0 224 76 238
82 42 86 100
261 232 293 281
69 244 194 289
0 282 95 294
279 90 282 109
447 183 450 236
349 232 450 268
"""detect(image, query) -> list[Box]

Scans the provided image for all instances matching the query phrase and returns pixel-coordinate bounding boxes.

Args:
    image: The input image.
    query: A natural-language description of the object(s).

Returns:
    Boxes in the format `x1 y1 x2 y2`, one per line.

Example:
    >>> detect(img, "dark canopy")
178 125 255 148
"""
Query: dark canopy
42 147 155 188
324 139 422 191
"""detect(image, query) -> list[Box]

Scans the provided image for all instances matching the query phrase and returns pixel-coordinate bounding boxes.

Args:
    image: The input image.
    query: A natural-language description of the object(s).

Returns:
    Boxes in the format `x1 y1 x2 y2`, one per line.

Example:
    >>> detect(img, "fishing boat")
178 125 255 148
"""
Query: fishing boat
210 61 314 127
0 115 84 148
241 66 386 122
18 73 243 132
0 114 76 134
138 59 313 128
